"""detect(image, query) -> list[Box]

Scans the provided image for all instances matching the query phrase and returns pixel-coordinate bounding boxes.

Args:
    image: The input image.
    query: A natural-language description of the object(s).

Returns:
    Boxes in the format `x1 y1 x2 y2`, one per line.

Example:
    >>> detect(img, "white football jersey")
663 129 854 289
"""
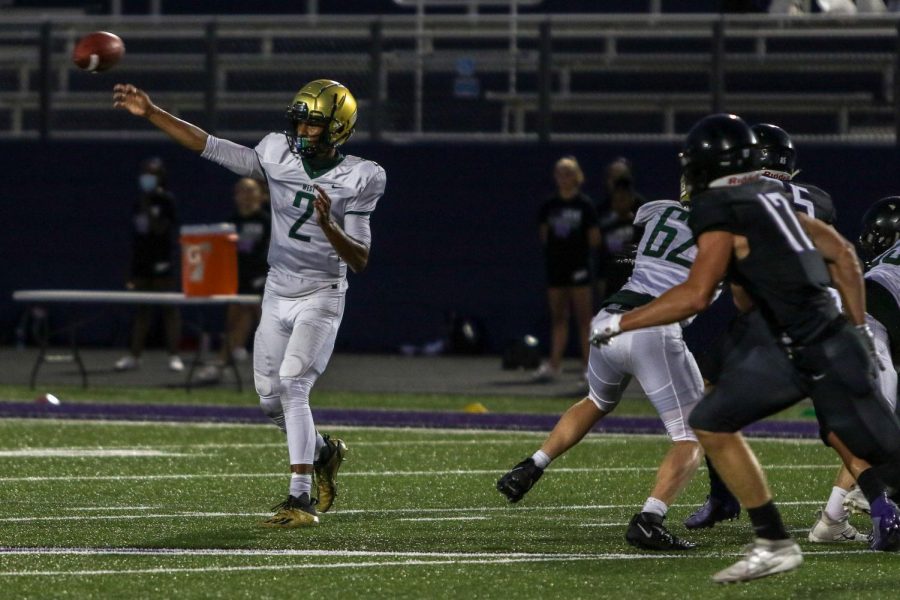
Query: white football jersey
202 133 386 295
866 239 900 308
620 200 696 299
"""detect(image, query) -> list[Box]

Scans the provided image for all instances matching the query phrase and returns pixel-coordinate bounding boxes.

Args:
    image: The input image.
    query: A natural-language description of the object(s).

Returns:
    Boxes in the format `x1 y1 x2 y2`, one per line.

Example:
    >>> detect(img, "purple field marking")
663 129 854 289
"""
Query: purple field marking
0 401 820 439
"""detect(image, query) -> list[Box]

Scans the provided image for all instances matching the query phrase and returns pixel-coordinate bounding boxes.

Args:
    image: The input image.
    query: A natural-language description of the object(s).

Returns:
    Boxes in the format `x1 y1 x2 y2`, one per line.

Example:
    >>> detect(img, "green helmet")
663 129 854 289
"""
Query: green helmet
285 79 357 158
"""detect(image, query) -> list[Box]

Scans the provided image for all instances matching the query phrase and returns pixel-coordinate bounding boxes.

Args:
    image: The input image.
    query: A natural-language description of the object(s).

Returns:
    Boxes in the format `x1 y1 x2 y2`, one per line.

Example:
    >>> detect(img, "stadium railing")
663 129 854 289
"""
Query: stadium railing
0 13 898 144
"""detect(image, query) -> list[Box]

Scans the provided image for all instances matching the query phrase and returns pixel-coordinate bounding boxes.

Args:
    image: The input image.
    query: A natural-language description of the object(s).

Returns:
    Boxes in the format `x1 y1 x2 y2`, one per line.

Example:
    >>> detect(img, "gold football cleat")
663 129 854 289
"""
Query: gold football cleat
314 435 348 513
260 494 319 528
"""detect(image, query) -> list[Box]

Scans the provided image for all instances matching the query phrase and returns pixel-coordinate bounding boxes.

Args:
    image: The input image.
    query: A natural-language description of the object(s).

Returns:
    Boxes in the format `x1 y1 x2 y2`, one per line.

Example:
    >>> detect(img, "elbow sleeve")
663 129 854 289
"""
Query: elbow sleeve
201 136 265 179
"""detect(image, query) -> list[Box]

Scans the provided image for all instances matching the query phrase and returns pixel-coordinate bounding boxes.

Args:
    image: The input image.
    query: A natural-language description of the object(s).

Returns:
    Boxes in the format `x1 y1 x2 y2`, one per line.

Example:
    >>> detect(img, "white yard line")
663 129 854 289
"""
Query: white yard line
0 547 877 578
0 501 827 522
69 506 163 512
0 557 646 577
0 449 196 458
398 516 490 522
0 464 838 483
0 547 875 559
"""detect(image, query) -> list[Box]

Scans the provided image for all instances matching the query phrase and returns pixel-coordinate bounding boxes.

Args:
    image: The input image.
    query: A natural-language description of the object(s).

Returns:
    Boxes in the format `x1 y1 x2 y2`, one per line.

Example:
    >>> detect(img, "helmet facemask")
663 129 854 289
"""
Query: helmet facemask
285 101 334 158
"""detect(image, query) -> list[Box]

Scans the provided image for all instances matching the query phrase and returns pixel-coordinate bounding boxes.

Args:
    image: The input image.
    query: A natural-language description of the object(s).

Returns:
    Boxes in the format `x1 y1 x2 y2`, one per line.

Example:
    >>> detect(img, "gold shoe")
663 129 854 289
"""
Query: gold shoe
259 494 319 528
314 435 347 513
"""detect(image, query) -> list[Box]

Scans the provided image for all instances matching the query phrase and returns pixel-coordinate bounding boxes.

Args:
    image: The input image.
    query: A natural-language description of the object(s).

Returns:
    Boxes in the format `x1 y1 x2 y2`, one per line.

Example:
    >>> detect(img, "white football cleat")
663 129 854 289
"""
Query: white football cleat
114 355 140 371
168 355 185 372
712 538 802 584
808 510 868 543
843 486 871 515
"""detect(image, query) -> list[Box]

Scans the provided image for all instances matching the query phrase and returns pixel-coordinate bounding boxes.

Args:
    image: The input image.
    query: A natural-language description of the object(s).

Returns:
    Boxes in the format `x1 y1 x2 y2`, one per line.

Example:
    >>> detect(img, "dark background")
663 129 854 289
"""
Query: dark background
2 138 896 355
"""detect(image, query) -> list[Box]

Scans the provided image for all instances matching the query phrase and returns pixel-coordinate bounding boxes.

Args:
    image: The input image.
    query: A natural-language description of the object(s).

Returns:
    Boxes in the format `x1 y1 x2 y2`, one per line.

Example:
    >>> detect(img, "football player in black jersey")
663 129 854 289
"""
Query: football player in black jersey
683 124 869 547
591 114 900 583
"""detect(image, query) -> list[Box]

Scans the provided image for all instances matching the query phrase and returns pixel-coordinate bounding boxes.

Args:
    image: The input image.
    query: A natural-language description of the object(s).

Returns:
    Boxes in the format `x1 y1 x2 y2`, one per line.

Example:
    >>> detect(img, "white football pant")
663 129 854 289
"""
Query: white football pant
587 309 703 442
254 280 345 465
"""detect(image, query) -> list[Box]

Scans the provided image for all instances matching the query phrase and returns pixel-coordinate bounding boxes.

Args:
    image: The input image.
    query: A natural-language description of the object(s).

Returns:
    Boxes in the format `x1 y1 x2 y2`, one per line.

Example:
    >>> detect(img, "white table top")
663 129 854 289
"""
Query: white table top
13 290 262 305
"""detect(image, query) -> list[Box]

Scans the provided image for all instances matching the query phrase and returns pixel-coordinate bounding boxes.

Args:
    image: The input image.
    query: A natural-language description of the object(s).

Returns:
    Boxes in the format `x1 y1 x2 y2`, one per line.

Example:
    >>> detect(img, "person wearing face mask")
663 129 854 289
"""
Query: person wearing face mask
114 157 184 373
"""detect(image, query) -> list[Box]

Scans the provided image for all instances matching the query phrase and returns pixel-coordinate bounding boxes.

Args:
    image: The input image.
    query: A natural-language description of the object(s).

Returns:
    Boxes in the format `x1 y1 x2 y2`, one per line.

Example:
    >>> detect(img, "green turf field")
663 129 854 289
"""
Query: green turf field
0 415 893 599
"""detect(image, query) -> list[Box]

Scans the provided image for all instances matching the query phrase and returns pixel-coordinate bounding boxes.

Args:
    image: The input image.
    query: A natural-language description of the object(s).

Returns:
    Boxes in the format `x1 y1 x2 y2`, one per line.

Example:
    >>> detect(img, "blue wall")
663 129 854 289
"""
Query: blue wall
1 139 898 354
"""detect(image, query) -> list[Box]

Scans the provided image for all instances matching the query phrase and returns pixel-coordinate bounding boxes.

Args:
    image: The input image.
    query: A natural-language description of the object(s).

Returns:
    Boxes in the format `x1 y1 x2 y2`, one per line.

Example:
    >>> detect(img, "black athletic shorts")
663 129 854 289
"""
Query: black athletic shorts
690 313 900 467
689 311 806 433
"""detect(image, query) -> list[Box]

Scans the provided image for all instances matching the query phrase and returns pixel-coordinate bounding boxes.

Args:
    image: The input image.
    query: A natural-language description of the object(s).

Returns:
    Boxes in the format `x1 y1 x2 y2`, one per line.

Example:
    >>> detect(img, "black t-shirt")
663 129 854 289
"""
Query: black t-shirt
597 209 642 293
230 208 271 286
538 193 598 273
689 178 839 345
131 190 177 278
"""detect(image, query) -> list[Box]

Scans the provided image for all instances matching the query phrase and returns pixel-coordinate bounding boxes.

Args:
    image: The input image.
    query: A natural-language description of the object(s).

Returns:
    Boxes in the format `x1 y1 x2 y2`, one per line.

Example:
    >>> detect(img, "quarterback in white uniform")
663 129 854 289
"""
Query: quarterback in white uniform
497 198 709 551
113 79 385 527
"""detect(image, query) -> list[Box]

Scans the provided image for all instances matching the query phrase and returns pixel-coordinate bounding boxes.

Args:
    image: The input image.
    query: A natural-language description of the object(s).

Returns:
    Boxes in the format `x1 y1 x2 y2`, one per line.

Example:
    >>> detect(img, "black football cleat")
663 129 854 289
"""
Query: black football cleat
625 512 697 551
496 458 544 503
683 495 741 530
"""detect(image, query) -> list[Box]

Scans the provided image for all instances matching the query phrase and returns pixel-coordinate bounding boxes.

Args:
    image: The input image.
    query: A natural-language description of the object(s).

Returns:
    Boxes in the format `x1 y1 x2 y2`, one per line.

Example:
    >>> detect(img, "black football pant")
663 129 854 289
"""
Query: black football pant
689 311 900 486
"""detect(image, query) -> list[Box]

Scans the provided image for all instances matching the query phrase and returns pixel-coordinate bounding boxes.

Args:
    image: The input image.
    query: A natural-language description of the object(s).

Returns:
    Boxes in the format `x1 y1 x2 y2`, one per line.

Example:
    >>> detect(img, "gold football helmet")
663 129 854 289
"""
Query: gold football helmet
285 79 357 157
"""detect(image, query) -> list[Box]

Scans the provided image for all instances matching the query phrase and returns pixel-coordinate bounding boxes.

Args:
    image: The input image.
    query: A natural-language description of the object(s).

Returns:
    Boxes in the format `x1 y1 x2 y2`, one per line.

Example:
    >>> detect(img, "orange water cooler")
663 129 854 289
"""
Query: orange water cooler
180 224 239 296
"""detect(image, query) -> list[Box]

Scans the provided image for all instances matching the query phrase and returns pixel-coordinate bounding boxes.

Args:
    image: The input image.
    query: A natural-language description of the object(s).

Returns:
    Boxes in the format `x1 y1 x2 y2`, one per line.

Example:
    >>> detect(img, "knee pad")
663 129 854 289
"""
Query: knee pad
254 372 280 398
259 394 283 418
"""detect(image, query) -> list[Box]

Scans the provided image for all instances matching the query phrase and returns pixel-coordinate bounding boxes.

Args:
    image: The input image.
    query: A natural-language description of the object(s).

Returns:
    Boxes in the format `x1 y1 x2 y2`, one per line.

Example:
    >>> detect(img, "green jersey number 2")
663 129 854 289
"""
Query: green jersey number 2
641 206 694 268
289 191 316 242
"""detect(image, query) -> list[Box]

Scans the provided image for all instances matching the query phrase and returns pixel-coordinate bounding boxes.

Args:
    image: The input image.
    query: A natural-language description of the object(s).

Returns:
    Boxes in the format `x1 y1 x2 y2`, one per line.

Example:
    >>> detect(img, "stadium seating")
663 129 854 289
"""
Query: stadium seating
0 12 896 141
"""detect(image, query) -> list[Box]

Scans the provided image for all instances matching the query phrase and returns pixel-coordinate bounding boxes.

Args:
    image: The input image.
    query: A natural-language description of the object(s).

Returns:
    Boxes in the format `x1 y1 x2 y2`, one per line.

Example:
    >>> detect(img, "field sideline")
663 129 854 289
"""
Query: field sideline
0 412 897 599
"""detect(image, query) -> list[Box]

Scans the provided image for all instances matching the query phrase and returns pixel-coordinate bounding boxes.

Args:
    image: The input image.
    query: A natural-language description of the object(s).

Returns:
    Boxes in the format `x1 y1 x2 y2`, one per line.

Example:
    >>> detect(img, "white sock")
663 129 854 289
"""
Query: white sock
289 473 312 498
824 486 849 521
531 450 552 469
642 497 668 518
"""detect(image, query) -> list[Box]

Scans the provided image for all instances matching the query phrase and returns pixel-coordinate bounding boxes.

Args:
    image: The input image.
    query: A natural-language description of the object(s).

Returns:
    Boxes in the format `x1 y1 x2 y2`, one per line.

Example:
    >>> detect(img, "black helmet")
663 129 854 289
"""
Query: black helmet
679 114 758 196
859 196 900 261
752 123 796 176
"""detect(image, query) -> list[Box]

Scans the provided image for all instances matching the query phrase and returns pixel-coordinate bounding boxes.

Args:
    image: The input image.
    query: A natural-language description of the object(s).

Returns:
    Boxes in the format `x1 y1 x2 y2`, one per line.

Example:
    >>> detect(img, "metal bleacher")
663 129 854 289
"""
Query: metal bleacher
0 12 898 143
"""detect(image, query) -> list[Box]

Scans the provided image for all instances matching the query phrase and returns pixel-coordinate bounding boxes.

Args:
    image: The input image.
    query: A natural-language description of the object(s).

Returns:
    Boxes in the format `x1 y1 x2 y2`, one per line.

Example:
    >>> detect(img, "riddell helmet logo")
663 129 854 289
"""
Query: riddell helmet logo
760 169 791 181
726 173 761 185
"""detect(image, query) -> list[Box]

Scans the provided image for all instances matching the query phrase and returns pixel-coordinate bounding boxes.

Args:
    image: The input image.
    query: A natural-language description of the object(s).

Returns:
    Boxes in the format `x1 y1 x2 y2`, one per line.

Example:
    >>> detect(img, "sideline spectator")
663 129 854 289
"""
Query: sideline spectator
596 178 641 302
114 157 183 372
595 158 645 301
534 156 600 383
198 178 270 382
598 157 646 214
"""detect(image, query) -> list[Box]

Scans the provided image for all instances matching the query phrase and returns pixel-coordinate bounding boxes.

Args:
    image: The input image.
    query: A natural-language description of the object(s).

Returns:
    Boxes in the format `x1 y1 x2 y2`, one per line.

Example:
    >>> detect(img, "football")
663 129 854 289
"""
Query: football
72 31 125 73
